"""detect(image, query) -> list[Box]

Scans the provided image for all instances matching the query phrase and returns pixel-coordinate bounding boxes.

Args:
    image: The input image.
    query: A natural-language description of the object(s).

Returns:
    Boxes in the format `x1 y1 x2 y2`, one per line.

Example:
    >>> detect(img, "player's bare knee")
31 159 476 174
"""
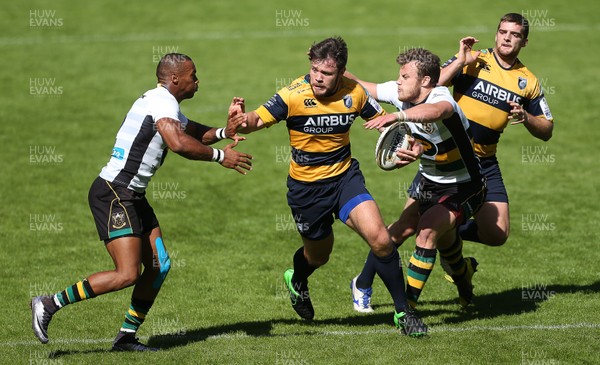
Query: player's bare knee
370 231 394 256
485 230 509 246
415 229 437 249
117 270 141 288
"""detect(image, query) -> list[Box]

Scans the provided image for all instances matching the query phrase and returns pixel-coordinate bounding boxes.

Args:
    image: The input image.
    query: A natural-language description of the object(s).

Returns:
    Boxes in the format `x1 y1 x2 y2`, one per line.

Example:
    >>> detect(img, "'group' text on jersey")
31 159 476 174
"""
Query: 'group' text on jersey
255 75 385 182
99 86 189 193
377 83 482 184
444 48 554 158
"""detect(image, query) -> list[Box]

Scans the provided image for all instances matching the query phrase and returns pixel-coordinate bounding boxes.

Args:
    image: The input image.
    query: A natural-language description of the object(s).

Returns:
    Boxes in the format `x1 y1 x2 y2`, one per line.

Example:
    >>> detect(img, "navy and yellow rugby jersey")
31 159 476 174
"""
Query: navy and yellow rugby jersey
443 48 554 158
377 82 482 184
255 74 385 182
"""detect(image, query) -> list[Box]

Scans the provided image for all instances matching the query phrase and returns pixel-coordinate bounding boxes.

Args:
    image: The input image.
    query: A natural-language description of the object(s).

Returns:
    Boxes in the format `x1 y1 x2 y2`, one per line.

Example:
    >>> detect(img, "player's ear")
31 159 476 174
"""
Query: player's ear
170 73 179 85
421 75 431 87
521 38 528 48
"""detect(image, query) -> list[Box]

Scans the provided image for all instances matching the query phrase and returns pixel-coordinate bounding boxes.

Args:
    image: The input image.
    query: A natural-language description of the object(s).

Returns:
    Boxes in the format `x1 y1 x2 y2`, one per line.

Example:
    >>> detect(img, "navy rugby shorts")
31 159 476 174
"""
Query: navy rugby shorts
286 159 374 241
479 156 508 203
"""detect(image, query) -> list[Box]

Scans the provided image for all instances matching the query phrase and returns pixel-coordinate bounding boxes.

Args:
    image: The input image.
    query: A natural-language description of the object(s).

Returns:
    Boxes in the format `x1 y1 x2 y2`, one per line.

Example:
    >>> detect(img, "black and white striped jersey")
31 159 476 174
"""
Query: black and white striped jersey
99 86 188 193
376 82 482 185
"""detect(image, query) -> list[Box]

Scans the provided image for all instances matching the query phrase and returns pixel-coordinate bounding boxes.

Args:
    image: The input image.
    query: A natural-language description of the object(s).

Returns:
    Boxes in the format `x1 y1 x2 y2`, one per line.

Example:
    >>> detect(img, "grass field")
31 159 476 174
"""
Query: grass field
2 0 600 364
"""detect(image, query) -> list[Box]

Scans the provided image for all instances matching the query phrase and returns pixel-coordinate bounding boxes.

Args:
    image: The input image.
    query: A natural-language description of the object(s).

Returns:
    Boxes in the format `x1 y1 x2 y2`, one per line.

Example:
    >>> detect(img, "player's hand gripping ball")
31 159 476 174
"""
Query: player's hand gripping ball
375 122 411 171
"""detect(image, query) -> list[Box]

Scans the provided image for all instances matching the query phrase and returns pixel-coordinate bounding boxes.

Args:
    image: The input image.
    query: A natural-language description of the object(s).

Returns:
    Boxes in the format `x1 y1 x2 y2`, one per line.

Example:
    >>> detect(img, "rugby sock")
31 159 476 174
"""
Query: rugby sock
356 251 377 289
458 219 482 243
406 247 436 308
53 278 97 309
120 297 154 333
438 236 467 279
292 247 317 291
371 247 409 313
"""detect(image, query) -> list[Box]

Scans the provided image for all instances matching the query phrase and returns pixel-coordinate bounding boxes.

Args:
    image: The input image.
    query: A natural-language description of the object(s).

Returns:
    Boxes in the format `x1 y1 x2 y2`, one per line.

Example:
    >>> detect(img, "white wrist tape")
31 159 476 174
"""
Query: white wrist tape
216 128 227 140
394 110 407 122
211 148 225 163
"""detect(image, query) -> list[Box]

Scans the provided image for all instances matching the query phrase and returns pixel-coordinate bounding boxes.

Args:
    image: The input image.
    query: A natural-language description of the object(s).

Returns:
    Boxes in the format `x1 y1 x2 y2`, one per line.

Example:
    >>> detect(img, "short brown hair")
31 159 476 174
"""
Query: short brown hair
396 48 440 87
308 36 348 70
498 13 529 39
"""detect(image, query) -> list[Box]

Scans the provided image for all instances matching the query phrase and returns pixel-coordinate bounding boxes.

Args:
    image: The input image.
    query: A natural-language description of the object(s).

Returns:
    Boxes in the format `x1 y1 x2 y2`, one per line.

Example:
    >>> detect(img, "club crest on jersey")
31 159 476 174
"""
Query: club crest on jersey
111 211 127 229
518 77 528 90
343 95 353 109
420 123 435 134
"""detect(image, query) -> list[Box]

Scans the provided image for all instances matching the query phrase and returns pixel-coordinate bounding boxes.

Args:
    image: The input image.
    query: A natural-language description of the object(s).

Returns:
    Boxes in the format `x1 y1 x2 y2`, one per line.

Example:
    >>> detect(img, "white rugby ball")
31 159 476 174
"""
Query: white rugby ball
375 122 411 171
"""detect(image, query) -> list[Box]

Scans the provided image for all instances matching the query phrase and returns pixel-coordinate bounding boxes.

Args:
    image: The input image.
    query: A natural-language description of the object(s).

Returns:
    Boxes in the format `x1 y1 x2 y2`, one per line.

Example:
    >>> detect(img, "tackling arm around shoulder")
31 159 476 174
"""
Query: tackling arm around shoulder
344 70 379 99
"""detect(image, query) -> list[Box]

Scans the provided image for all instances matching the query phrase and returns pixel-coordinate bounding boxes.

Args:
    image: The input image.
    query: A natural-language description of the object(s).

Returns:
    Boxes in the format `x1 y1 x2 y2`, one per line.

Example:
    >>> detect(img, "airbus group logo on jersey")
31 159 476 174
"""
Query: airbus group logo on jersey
471 79 521 106
303 114 356 134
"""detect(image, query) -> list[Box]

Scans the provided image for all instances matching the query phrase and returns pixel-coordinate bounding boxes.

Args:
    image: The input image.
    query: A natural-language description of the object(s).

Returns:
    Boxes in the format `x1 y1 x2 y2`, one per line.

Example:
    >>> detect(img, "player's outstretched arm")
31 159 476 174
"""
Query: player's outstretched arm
438 37 480 87
398 101 454 124
156 117 252 173
344 70 379 99
365 101 453 130
183 97 249 145
363 113 396 130
184 120 243 146
236 111 266 134
224 97 267 135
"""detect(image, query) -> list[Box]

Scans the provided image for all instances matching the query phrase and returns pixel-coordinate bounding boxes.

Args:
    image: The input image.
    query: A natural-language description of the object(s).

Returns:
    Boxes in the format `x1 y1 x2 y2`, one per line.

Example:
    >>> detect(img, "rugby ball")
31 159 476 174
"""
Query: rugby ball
375 122 411 171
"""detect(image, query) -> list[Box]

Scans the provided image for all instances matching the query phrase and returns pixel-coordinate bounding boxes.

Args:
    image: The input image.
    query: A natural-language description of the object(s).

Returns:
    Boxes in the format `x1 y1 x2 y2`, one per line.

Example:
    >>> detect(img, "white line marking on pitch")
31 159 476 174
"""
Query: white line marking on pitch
6 322 599 347
1 23 598 46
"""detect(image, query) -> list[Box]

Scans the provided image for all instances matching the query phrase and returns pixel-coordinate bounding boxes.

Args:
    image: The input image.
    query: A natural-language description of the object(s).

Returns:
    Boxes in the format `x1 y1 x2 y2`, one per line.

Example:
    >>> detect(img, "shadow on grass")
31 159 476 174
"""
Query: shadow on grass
418 280 600 324
46 349 112 358
146 314 402 350
47 280 600 355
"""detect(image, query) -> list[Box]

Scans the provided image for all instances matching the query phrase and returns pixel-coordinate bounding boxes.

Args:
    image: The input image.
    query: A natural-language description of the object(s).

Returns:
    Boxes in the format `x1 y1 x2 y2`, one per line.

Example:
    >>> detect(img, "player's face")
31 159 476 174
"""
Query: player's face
177 60 199 100
495 21 528 59
396 61 426 103
309 57 344 98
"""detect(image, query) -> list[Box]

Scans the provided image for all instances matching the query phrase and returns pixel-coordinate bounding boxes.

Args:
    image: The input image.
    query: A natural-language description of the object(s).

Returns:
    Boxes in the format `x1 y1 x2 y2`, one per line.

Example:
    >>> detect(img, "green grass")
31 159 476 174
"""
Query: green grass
2 0 600 364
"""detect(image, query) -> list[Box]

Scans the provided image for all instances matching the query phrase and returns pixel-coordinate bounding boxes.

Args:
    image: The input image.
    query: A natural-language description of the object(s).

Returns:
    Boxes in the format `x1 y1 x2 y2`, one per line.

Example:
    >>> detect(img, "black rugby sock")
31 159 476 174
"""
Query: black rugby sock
372 247 409 313
292 247 316 290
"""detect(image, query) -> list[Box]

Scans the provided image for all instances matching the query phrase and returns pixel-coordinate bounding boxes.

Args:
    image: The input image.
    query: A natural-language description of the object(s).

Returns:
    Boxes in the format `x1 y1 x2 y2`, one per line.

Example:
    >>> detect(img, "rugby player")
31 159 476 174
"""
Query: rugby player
345 13 554 311
351 48 486 311
30 53 252 351
230 37 427 337
438 12 554 246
